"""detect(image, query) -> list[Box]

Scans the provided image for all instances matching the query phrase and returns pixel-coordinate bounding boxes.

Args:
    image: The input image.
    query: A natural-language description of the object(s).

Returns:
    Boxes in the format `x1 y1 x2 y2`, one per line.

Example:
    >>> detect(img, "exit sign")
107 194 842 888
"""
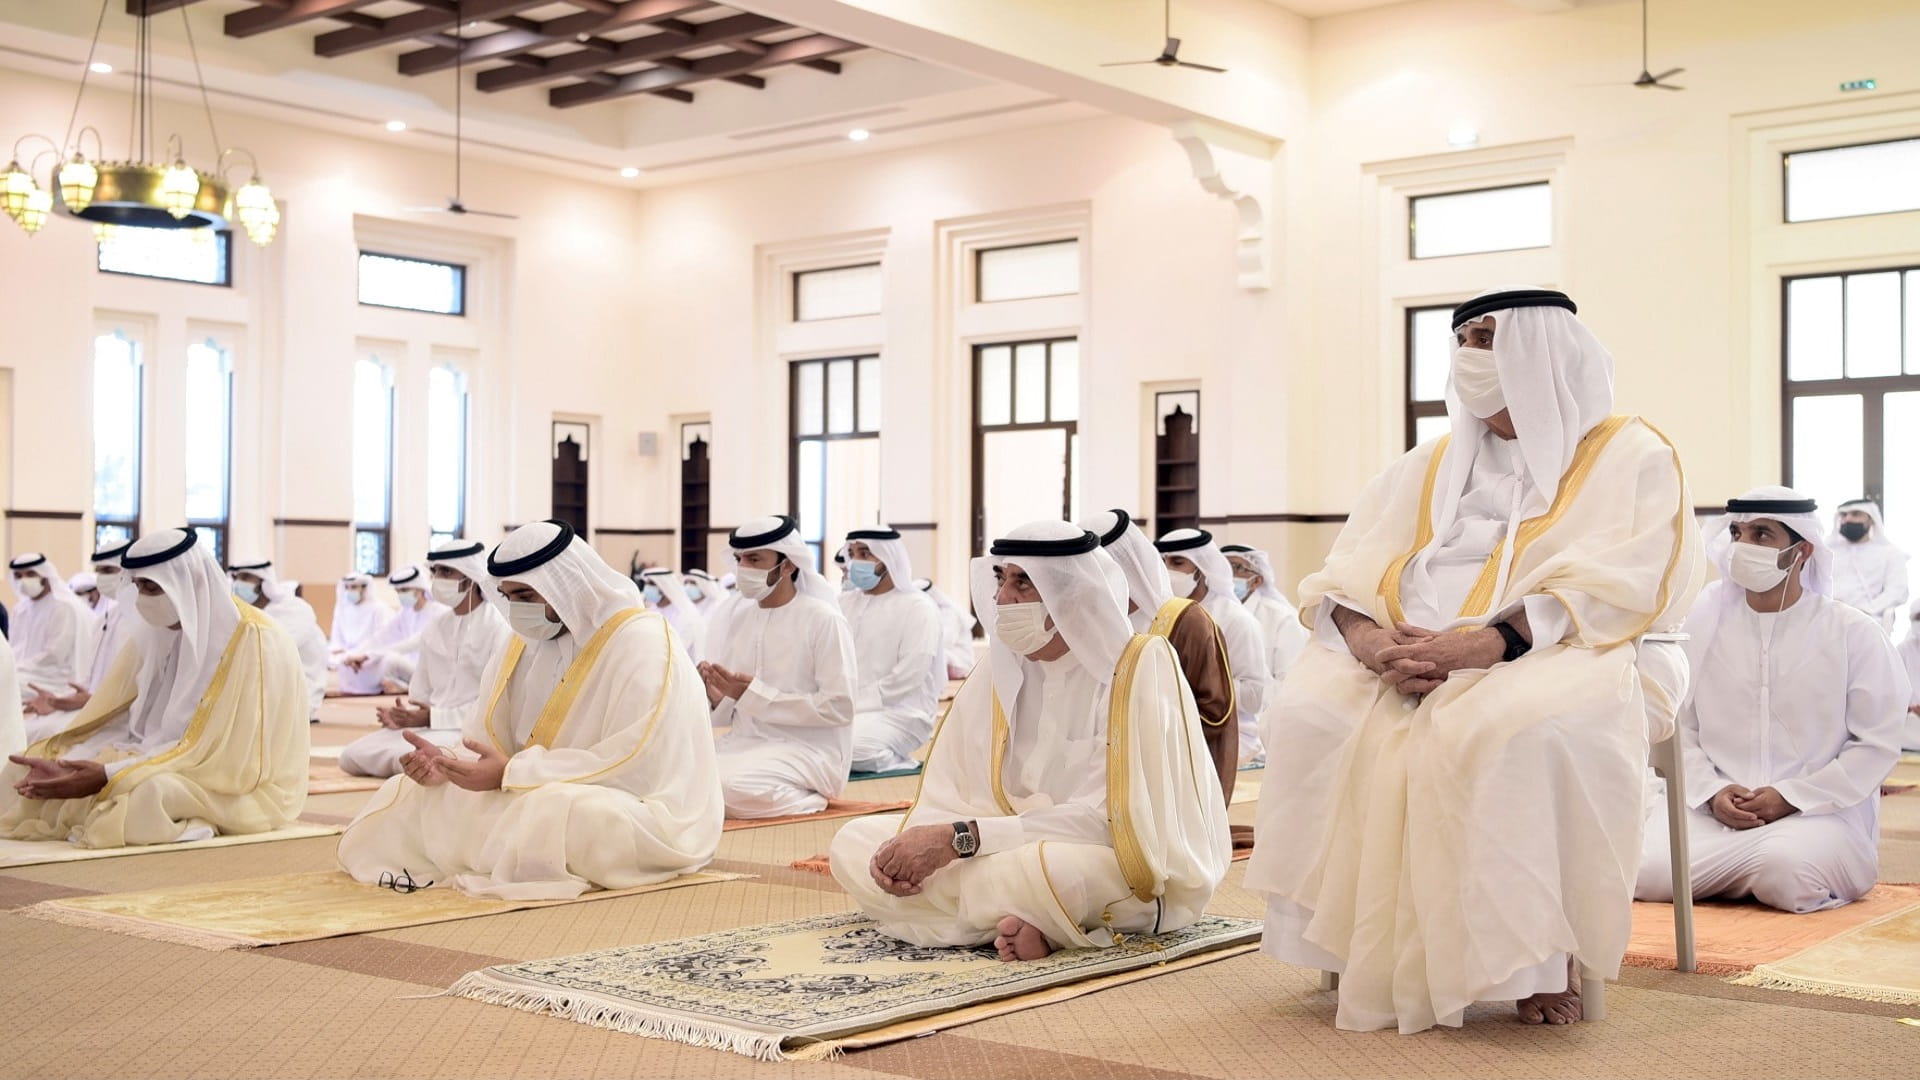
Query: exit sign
1841 79 1878 92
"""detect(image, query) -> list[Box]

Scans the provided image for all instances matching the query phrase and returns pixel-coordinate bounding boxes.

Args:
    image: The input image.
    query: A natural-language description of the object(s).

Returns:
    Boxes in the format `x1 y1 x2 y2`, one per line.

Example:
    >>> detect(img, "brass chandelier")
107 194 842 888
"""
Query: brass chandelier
1 0 278 245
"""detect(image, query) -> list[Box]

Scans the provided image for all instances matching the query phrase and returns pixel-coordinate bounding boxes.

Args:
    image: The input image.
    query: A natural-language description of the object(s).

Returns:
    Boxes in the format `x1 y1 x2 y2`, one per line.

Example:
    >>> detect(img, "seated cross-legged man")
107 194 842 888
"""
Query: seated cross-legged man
2 529 309 847
229 559 329 723
10 552 96 709
839 526 944 775
337 565 441 696
1244 288 1705 1032
22 542 138 743
1156 529 1273 768
830 520 1229 961
337 542 514 779
704 516 857 819
1636 488 1905 913
337 521 723 899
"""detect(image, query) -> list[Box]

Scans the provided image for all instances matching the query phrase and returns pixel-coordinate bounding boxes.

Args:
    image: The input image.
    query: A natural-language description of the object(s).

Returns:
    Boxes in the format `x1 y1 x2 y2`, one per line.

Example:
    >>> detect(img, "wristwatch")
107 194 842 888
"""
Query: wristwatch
1494 621 1531 663
951 820 980 858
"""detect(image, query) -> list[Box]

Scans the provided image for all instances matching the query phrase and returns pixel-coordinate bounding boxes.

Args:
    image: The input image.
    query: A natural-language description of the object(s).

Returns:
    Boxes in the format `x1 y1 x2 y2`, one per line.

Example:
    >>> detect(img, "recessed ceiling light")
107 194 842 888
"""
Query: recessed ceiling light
385 119 408 132
1446 124 1479 150
619 166 641 178
847 128 871 142
88 61 113 75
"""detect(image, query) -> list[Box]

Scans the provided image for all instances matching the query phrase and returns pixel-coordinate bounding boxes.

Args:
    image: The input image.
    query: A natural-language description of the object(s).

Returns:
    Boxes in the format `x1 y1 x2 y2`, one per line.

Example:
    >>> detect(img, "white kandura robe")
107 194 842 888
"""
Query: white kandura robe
11 589 92 704
0 645 23 762
264 596 329 720
709 595 856 818
1900 631 1920 750
337 611 724 899
831 635 1228 950
1830 541 1909 632
938 603 977 678
328 594 390 664
841 587 944 774
1636 589 1904 912
338 600 442 695
83 599 135 693
1247 416 1703 1033
657 600 707 664
336 602 515 778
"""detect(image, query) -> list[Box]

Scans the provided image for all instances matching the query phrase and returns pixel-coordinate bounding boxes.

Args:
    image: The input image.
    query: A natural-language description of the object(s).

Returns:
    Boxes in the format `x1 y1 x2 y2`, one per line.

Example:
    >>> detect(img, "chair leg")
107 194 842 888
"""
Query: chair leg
1581 970 1606 1022
1319 970 1339 992
1663 758 1698 973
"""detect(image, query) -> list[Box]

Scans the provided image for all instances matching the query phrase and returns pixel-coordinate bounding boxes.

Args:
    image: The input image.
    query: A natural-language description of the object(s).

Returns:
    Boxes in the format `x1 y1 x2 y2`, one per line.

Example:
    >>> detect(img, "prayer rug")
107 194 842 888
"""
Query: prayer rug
723 799 910 832
1623 883 1920 975
848 765 923 782
1883 782 1917 797
0 823 341 869
789 844 1253 875
21 868 749 950
309 761 382 795
443 910 1262 1061
1730 902 1920 1004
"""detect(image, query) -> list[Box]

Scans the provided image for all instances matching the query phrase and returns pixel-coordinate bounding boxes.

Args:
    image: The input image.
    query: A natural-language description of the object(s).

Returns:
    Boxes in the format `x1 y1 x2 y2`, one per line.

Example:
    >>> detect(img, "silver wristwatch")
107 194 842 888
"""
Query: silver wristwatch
951 820 979 858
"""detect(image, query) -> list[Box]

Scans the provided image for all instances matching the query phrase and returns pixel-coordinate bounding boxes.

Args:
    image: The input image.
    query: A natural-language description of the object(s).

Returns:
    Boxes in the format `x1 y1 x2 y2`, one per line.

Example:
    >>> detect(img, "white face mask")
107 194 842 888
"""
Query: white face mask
95 568 124 598
233 579 261 605
1727 541 1800 594
735 564 780 600
134 590 179 629
1451 346 1506 420
1167 570 1198 599
995 601 1057 655
17 575 46 600
430 577 466 607
398 588 424 609
343 588 365 606
507 600 565 642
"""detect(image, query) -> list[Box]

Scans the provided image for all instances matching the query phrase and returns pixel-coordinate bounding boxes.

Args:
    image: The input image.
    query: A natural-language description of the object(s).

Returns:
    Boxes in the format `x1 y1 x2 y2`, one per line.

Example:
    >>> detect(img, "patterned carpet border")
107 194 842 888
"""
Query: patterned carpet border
444 911 1262 1061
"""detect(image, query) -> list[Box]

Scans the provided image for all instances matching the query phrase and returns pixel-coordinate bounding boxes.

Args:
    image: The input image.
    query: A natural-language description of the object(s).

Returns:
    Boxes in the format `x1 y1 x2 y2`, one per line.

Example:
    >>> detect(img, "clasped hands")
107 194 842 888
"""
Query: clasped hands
1709 784 1797 830
1343 614 1506 696
697 661 752 708
8 755 109 800
397 732 508 792
868 824 959 897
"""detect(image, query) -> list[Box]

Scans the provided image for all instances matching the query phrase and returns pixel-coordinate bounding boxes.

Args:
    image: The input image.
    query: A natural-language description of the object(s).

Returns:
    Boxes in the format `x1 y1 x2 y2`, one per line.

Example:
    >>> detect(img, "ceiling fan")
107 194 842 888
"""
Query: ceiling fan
1626 0 1684 91
1101 0 1226 74
405 5 517 219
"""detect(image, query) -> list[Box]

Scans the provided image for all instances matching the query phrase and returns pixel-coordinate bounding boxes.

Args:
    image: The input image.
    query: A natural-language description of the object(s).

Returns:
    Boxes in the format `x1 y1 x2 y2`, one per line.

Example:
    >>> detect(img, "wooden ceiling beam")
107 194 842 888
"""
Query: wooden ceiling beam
223 0 370 38
474 11 782 91
548 33 858 108
128 0 213 15
395 0 710 76
312 0 553 57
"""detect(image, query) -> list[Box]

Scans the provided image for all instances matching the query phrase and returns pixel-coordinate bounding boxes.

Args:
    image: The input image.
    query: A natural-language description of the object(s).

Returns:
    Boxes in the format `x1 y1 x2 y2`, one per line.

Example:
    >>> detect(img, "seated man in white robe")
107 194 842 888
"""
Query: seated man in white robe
23 543 138 738
1636 490 1904 913
3 529 308 847
1157 529 1273 767
1245 288 1704 1032
685 569 723 618
230 558 329 723
640 568 707 663
1221 544 1310 693
10 553 96 707
337 543 513 778
1900 599 1920 750
338 566 441 695
1828 499 1907 633
337 521 723 899
70 573 110 617
841 527 944 775
830 520 1228 960
918 579 978 679
704 516 857 819
328 573 390 677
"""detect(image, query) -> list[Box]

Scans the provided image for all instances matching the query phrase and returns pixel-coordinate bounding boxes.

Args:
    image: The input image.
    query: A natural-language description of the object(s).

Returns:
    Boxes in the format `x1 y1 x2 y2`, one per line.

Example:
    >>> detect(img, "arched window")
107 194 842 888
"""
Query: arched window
426 364 468 546
352 353 395 574
92 328 144 550
184 338 233 564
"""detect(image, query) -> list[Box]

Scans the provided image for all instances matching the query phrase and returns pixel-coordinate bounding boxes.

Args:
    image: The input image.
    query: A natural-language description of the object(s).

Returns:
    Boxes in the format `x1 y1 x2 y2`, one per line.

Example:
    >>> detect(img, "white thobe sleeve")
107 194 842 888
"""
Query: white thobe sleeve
1869 552 1909 622
869 602 943 730
1310 595 1366 653
1772 632 1907 815
1675 698 1736 809
1225 615 1271 719
972 775 1111 856
21 603 79 678
1516 595 1572 648
409 654 442 716
736 615 856 729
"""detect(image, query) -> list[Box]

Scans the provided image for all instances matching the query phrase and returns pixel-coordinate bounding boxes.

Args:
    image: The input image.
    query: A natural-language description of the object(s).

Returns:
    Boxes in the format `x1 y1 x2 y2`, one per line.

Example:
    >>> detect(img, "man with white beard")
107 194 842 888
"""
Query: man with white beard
229 558 329 723
839 526 943 775
703 516 856 819
830 520 1227 960
1246 287 1704 1031
3 529 308 846
337 521 722 898
337 543 513 779
1827 499 1907 633
1636 489 1903 912
9 553 96 706
338 565 442 695
640 567 707 663
1156 529 1273 768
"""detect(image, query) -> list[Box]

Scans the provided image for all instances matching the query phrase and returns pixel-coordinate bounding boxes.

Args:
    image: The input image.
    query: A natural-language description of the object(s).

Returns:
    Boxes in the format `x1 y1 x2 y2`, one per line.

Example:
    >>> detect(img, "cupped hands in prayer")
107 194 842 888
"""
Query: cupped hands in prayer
1710 784 1799 829
24 682 92 716
8 755 109 800
697 661 752 707
376 697 430 729
397 733 508 791
868 824 958 897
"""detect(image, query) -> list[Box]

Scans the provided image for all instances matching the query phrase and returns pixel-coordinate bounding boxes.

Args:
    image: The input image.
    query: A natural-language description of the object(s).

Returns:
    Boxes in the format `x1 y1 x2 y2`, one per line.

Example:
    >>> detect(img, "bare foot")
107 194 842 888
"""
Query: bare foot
1516 958 1583 1026
993 916 1053 962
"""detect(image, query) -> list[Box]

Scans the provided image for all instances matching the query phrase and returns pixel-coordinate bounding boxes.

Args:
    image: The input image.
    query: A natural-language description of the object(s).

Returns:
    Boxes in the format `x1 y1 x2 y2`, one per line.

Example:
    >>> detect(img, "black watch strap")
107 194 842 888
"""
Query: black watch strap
1495 621 1531 662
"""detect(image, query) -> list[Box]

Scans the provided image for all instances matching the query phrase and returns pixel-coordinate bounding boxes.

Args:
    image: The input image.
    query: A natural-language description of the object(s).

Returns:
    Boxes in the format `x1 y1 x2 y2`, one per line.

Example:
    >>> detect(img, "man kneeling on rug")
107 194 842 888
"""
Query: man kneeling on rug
2 529 309 846
337 521 723 900
830 520 1229 960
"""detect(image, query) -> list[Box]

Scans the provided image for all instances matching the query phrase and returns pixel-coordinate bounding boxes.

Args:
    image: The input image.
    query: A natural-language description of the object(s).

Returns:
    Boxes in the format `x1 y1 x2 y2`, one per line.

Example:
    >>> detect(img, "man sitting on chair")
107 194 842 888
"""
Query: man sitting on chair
1636 488 1904 913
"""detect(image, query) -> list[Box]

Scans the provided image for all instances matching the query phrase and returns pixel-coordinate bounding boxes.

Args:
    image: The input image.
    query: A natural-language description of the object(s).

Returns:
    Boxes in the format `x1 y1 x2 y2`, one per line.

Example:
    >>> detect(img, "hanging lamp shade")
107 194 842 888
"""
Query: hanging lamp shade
56 154 99 213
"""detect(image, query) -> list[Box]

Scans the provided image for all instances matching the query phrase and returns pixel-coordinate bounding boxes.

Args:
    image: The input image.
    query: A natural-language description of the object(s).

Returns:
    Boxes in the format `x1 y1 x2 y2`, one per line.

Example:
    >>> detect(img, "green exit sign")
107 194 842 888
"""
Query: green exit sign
1840 79 1878 92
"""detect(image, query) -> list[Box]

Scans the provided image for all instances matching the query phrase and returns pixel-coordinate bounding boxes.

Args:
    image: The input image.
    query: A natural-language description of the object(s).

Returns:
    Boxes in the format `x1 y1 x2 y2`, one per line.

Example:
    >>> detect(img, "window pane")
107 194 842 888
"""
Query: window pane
794 263 882 321
95 523 134 550
981 428 1070 553
796 439 825 544
795 361 823 436
1013 343 1048 424
183 341 230 522
427 365 467 537
191 525 226 567
978 240 1079 302
1049 340 1080 422
1786 276 1843 381
1789 394 1863 518
1785 138 1920 223
1410 183 1552 259
97 226 229 286
1908 271 1920 375
358 253 465 315
352 357 393 526
826 359 854 434
354 529 388 576
1415 414 1452 445
979 346 1012 426
1844 271 1902 378
92 332 141 520
1882 392 1920 566
1410 308 1454 402
825 438 881 558
856 357 881 433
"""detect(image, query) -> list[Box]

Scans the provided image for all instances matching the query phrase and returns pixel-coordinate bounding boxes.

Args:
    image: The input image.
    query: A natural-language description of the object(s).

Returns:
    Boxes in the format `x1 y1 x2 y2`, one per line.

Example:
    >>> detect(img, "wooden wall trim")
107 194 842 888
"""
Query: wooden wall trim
596 527 675 537
891 522 937 531
273 517 352 528
1196 513 1351 525
5 510 84 520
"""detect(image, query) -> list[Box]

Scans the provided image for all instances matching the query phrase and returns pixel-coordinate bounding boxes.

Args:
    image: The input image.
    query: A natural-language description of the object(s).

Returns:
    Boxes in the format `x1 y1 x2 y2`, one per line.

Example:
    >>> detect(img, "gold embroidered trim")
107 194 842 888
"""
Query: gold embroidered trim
524 609 644 750
480 637 528 754
1105 633 1157 903
988 692 1016 815
101 599 265 797
896 671 971 834
505 611 672 788
1147 598 1232 727
1379 435 1452 626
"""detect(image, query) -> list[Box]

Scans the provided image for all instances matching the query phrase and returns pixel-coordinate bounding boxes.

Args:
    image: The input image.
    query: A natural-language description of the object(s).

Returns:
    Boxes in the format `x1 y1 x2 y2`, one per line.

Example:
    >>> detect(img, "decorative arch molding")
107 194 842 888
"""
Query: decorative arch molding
1170 120 1276 292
